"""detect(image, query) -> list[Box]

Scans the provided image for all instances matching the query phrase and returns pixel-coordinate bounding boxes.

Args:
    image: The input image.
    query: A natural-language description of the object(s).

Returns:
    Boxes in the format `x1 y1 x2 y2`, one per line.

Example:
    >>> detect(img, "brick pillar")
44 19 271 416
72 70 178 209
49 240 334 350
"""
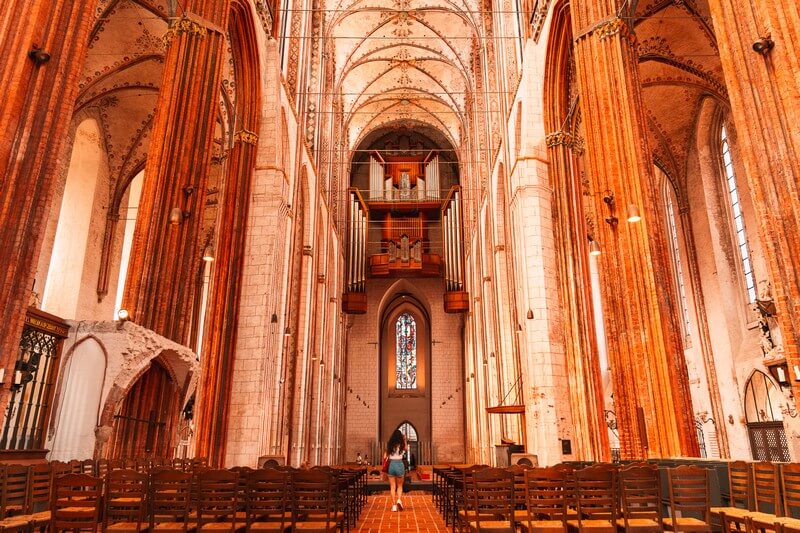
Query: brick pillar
0 0 98 410
570 2 699 458
193 1 260 467
122 2 231 345
706 0 800 402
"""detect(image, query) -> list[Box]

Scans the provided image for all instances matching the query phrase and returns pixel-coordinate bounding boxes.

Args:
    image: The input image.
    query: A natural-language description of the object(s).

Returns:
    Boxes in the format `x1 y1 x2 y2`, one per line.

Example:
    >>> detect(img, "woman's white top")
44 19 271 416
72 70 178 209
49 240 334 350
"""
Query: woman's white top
388 447 404 460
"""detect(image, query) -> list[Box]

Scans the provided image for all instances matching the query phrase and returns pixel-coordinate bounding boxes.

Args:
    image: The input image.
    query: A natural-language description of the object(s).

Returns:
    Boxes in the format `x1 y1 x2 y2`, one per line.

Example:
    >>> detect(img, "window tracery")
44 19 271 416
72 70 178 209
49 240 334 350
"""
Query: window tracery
721 126 756 303
395 312 417 389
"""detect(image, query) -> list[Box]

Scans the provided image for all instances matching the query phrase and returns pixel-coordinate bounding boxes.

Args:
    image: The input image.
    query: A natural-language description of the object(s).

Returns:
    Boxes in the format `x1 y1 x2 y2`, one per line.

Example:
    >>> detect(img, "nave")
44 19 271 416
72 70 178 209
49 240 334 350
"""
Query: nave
355 494 446 533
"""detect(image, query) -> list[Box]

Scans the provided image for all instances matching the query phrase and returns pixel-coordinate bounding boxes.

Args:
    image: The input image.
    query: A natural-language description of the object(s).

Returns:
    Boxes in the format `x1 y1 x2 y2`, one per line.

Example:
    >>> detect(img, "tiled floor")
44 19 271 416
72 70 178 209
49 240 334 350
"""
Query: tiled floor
355 492 449 532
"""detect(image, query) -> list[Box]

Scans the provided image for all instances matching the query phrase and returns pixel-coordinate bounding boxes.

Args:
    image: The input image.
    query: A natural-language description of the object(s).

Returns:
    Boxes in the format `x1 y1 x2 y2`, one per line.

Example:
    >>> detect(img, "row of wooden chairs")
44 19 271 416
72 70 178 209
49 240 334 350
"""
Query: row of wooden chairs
0 462 366 533
434 462 716 532
713 461 800 533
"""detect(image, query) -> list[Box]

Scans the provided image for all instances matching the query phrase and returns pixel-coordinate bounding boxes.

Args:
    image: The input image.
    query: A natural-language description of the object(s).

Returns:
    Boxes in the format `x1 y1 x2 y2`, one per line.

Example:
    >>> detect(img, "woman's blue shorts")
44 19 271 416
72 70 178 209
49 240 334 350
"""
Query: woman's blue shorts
387 459 405 477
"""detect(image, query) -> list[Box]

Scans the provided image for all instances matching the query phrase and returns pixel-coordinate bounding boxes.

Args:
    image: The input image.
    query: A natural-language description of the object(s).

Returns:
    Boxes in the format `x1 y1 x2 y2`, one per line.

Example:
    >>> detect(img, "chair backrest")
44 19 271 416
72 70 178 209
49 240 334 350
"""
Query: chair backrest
727 460 752 510
574 464 617 523
104 469 147 532
291 469 337 527
782 463 800 519
108 459 125 472
247 469 291 528
523 466 567 524
95 459 109 479
230 466 253 511
471 467 515 527
150 469 193 532
81 459 95 474
753 461 781 515
619 463 662 528
667 465 710 523
2 464 29 519
51 473 102 533
196 469 239 530
507 465 528 508
29 462 51 512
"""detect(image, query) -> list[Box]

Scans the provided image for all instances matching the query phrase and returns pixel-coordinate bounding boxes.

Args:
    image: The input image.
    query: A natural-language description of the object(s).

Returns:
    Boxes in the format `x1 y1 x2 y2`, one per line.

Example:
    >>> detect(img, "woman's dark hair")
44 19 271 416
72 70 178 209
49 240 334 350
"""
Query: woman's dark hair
387 429 404 454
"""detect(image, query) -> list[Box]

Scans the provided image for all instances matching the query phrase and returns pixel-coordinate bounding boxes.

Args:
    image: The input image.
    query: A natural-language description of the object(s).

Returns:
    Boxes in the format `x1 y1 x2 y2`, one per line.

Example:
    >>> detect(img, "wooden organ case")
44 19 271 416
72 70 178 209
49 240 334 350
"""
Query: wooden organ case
342 151 469 314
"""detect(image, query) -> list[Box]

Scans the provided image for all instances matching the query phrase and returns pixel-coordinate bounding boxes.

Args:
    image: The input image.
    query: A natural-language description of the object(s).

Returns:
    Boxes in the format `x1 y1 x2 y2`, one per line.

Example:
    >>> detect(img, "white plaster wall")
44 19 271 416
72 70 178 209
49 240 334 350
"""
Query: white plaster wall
50 338 106 460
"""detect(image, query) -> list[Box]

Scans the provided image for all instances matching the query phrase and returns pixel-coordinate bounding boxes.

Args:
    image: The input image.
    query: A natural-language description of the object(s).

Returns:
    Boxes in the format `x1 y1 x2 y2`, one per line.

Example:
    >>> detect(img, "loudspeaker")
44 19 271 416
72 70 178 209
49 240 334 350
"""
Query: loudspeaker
510 453 539 467
258 455 286 468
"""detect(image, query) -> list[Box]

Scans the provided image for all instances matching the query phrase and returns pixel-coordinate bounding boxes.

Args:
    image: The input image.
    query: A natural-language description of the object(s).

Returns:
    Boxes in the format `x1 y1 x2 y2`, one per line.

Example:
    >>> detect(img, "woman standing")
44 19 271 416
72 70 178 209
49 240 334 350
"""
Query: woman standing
384 429 407 511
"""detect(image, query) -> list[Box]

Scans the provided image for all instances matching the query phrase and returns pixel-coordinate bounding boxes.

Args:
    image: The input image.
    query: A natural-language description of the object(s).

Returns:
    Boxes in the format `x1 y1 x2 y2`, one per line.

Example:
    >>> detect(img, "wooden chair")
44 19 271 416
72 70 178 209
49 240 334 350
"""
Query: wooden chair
664 465 712 532
246 469 291 532
26 462 53 532
0 465 30 533
519 466 567 533
150 469 195 533
508 465 529 528
196 469 239 532
566 464 618 533
467 468 515 533
617 463 663 532
291 469 343 533
51 473 102 533
456 465 490 531
774 463 800 533
709 461 751 532
103 469 148 533
747 461 782 532
2 465 29 519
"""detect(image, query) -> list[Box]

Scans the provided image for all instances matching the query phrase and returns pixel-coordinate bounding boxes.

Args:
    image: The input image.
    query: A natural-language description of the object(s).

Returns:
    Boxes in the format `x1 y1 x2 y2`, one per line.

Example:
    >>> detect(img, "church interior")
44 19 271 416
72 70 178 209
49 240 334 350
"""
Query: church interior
1 0 800 529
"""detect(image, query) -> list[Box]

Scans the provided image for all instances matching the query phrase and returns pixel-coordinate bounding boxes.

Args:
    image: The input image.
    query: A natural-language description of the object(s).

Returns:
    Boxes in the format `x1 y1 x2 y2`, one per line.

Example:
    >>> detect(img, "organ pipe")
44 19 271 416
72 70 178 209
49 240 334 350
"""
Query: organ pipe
348 197 356 291
453 190 463 290
369 155 384 200
425 155 440 199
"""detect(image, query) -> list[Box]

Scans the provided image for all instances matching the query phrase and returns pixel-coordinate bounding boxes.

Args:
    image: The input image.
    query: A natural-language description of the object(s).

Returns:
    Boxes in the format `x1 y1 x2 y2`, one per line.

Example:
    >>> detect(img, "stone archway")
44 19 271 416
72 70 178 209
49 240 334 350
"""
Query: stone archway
380 295 432 464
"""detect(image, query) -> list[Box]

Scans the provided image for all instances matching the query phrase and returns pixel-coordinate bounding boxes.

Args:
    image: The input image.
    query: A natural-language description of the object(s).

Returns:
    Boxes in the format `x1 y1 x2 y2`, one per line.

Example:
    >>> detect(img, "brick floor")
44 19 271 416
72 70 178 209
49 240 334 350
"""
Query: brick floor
356 492 448 532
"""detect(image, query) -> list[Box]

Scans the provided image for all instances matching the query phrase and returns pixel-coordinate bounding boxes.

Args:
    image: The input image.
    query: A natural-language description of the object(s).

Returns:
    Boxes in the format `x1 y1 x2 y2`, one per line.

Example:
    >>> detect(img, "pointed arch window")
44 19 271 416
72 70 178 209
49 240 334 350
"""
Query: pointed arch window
395 313 417 390
721 126 757 303
662 176 692 343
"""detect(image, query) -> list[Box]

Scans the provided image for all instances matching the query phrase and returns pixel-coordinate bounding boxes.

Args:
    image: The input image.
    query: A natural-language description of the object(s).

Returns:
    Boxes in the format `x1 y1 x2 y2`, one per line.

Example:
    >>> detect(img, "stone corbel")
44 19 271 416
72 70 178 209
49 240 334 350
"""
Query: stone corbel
162 12 225 46
234 129 259 146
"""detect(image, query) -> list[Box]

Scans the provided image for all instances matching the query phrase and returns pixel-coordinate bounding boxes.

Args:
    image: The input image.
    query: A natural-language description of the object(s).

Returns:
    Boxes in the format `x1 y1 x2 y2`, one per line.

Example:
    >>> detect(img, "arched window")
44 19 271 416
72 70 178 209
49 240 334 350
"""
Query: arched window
660 172 692 343
395 313 417 389
721 126 757 303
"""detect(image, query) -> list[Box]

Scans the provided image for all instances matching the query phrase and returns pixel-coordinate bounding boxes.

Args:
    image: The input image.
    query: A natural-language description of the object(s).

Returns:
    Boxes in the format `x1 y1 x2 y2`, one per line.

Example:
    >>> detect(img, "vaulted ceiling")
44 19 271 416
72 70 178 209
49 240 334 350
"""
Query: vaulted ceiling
634 0 726 194
324 0 484 151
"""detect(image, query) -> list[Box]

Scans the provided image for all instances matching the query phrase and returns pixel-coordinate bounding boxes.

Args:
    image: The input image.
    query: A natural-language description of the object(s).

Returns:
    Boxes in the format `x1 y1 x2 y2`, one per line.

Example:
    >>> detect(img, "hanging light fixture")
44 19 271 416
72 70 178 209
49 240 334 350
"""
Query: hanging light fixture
627 204 642 223
202 243 215 262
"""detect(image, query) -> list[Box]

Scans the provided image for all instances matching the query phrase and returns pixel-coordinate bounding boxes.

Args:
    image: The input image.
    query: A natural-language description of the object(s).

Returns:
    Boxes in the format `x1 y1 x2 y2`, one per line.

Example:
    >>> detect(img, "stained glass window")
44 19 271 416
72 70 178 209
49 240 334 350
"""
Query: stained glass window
395 313 417 389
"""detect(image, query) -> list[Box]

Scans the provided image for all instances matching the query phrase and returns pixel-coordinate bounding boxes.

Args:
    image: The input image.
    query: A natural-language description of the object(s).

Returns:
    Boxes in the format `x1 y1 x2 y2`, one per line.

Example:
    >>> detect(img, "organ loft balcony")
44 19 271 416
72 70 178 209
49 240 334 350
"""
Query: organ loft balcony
341 148 469 315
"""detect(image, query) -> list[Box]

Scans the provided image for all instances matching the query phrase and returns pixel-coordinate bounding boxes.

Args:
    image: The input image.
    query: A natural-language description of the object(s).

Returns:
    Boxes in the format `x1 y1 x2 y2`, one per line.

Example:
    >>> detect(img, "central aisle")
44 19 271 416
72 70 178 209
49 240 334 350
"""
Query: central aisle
356 493 448 532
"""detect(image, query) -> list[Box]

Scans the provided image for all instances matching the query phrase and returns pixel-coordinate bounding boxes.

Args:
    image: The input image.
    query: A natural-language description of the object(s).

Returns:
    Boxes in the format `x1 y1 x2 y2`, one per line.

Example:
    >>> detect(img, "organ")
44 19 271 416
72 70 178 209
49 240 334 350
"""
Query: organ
341 151 468 314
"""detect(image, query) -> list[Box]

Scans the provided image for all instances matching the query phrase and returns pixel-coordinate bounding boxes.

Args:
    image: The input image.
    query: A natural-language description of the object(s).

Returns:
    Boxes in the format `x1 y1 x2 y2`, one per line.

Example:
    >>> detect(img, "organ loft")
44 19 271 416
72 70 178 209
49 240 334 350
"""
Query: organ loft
1 0 800 524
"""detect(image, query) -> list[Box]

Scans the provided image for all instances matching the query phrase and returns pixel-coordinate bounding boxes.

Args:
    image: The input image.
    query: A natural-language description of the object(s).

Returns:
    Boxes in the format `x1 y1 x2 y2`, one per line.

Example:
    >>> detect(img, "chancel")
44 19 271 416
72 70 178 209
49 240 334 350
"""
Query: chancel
1 0 799 529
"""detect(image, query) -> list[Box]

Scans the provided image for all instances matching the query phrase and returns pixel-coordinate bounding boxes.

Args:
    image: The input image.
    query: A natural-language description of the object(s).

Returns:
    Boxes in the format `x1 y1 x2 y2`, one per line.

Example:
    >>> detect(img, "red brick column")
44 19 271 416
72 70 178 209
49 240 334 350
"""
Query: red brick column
194 1 260 467
570 1 699 458
706 0 800 399
122 2 231 345
0 0 98 410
